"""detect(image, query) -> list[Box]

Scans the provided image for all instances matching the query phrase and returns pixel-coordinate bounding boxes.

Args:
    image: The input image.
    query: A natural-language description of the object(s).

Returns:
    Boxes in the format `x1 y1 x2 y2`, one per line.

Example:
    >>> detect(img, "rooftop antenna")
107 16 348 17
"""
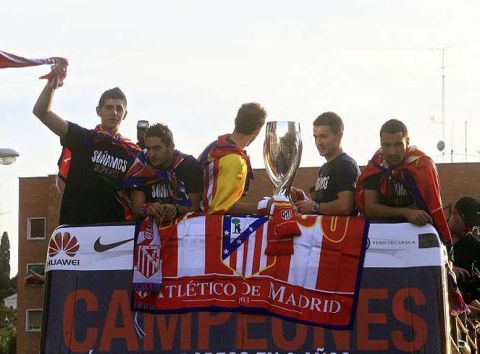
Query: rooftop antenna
450 121 454 163
431 48 447 159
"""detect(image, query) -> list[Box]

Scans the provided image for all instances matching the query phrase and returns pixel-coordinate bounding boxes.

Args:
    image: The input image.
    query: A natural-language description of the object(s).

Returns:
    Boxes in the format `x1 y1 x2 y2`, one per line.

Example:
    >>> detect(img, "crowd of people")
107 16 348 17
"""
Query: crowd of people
33 63 480 309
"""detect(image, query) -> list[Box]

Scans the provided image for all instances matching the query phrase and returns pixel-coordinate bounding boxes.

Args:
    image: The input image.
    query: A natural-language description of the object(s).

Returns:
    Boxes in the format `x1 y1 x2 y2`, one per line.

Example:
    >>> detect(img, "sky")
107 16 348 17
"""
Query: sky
1 0 480 277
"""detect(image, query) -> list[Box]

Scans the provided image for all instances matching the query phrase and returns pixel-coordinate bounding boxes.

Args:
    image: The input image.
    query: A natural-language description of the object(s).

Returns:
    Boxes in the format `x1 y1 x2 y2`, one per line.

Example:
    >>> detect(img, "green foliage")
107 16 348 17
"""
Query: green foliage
0 304 16 354
0 326 16 354
8 275 16 293
0 233 13 301
0 233 16 353
0 232 10 277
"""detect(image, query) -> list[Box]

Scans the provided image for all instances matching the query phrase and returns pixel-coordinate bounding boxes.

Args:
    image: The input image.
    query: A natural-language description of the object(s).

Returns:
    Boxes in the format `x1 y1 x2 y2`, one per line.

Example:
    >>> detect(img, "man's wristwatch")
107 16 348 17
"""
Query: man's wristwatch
312 202 320 214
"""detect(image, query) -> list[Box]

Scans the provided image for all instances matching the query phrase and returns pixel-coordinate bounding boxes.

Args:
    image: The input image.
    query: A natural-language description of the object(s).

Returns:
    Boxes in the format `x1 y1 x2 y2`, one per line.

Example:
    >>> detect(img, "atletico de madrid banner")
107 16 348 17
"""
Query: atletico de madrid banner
132 215 367 328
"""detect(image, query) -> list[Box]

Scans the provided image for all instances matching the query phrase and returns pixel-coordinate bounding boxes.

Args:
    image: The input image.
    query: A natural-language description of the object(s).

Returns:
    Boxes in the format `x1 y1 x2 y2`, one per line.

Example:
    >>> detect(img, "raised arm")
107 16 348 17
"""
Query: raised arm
32 63 68 138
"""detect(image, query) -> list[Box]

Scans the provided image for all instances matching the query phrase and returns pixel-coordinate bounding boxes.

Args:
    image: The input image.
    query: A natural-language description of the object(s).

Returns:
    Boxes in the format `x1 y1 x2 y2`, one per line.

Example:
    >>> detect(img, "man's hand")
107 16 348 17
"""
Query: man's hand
161 204 178 221
146 203 178 221
403 209 433 226
290 187 306 204
453 265 471 281
295 200 316 214
146 202 164 220
51 62 68 79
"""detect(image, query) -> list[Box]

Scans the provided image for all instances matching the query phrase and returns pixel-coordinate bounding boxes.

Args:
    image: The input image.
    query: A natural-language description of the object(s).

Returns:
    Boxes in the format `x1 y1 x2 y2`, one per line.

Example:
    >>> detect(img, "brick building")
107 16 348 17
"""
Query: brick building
16 163 480 353
17 175 62 354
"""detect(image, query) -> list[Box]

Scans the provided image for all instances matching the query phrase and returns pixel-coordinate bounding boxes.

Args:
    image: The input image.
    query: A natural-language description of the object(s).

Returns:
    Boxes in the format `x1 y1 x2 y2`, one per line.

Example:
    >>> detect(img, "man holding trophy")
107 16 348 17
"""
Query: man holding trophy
293 112 360 216
199 102 273 215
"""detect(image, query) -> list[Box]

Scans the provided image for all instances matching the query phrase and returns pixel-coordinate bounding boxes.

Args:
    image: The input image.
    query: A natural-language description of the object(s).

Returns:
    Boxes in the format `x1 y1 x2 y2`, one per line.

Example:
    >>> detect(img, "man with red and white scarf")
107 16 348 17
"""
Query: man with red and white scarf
125 123 203 222
355 119 451 247
33 62 140 225
125 123 204 298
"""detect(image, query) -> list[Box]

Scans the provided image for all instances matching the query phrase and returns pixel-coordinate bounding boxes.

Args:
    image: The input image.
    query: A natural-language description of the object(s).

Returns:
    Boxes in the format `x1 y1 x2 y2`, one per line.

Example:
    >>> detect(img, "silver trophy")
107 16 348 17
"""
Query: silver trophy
263 121 302 200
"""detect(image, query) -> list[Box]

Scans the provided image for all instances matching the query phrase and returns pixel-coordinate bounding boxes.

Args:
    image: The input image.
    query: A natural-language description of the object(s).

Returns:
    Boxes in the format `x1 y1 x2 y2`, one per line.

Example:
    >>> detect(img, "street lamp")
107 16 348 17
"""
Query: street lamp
0 148 19 165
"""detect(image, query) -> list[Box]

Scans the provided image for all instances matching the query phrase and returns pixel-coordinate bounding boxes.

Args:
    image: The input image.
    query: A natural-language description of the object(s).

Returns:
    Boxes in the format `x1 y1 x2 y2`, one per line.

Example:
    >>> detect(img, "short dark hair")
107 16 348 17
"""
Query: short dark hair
455 197 480 228
98 87 127 108
234 103 267 134
144 123 174 147
313 112 344 134
380 119 408 137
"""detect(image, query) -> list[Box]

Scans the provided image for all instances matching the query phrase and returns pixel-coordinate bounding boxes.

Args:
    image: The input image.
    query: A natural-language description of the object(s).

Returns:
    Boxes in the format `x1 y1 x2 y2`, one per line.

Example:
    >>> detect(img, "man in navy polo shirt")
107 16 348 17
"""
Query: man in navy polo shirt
293 112 360 216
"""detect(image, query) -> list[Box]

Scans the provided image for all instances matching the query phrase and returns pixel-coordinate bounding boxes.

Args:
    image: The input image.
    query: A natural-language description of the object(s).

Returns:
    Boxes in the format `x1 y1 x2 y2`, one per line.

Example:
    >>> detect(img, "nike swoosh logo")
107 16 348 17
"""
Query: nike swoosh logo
94 237 134 252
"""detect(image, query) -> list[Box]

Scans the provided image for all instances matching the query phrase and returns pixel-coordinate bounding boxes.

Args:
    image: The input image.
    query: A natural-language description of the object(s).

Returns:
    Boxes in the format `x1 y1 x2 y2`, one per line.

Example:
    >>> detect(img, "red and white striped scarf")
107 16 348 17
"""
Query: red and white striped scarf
133 217 163 303
0 50 68 88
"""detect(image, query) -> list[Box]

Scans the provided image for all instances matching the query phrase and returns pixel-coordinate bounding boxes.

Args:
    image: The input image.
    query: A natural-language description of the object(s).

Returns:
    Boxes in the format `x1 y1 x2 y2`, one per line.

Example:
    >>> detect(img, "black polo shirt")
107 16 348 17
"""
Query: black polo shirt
59 122 138 225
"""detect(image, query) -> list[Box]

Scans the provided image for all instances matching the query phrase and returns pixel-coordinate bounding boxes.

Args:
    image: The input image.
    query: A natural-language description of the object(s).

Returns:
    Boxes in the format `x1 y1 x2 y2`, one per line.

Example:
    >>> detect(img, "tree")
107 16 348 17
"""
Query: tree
0 303 16 354
0 232 11 300
0 233 15 353
8 275 17 294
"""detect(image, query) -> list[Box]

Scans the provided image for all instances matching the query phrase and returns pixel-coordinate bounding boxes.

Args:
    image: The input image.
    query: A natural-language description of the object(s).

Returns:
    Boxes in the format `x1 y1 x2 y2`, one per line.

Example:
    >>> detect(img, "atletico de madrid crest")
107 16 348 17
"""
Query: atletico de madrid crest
280 209 293 220
137 245 160 279
221 215 273 278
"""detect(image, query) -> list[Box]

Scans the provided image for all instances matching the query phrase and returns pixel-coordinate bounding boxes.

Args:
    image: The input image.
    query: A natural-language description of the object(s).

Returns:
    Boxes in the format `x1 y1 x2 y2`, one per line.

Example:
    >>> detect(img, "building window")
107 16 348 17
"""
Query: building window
26 309 43 332
27 218 46 239
26 263 45 276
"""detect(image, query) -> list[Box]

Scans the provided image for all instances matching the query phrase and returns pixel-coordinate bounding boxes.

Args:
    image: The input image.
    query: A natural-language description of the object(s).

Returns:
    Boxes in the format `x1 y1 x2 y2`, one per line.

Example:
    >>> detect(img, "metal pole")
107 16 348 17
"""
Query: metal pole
465 121 467 162
450 122 454 163
441 49 446 146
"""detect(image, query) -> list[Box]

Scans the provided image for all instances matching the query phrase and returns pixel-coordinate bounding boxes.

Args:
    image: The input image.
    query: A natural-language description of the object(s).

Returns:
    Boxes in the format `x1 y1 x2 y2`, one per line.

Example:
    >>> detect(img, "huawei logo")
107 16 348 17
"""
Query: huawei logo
48 232 79 258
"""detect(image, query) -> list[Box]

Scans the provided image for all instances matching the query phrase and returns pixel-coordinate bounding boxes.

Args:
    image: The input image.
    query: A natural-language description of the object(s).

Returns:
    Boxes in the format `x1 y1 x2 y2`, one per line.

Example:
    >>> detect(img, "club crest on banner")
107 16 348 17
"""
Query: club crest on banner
280 209 293 220
221 216 272 278
137 245 160 279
